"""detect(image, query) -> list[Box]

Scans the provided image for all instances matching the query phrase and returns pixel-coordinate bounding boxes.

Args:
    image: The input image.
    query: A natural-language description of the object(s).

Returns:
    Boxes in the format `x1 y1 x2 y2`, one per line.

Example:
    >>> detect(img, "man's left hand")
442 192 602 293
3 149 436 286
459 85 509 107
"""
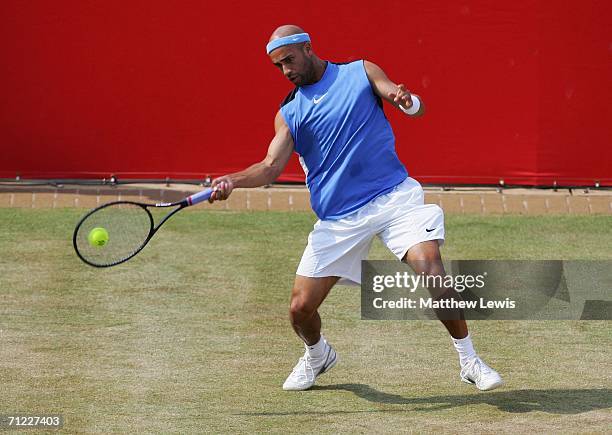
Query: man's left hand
388 84 413 110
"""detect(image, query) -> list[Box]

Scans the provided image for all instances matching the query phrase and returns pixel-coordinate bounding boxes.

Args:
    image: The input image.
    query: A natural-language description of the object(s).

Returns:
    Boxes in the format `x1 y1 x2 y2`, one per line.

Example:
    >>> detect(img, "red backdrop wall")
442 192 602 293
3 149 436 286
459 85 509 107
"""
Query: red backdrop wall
1 0 610 186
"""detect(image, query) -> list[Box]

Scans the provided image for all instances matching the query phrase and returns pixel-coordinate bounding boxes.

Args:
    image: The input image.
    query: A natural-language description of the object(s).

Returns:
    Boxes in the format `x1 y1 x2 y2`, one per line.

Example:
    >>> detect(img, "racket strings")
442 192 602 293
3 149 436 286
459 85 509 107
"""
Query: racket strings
74 203 153 266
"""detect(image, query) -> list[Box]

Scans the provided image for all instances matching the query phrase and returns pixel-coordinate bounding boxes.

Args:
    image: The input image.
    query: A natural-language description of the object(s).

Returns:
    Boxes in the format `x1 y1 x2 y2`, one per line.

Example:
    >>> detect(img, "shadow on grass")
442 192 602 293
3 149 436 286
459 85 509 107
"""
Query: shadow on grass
237 385 611 416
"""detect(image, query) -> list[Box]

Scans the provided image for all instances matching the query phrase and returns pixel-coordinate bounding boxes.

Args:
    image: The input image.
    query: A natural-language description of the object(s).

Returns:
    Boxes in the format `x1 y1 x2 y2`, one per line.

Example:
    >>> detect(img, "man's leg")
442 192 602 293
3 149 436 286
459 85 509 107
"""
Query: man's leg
402 240 467 339
289 275 339 345
283 275 340 391
402 240 503 391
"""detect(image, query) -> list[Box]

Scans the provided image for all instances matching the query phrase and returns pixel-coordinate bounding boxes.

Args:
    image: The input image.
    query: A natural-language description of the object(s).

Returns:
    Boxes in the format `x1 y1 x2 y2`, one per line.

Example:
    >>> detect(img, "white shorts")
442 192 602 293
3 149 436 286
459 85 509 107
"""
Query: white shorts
296 177 445 286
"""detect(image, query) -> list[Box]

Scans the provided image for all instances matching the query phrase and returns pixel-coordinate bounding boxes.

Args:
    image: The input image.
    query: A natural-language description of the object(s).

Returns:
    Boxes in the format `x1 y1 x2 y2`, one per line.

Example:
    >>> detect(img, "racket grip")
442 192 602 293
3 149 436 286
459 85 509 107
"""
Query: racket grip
187 188 214 206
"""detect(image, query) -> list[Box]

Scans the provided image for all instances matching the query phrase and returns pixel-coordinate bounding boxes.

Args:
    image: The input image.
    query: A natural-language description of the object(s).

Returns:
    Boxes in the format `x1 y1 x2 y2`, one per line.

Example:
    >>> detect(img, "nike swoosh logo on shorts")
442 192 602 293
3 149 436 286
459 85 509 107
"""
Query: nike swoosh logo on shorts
313 93 327 104
426 228 436 232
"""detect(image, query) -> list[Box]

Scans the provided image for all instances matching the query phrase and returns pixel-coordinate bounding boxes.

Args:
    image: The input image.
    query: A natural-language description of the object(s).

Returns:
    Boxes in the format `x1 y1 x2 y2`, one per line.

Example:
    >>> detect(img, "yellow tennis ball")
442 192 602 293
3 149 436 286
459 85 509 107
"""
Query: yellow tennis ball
88 227 109 247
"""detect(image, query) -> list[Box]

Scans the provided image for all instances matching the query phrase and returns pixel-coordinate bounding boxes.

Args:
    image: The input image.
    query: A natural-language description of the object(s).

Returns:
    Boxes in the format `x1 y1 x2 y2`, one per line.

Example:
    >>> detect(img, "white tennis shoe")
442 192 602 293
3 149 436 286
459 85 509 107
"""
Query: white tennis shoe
460 357 504 391
282 342 338 391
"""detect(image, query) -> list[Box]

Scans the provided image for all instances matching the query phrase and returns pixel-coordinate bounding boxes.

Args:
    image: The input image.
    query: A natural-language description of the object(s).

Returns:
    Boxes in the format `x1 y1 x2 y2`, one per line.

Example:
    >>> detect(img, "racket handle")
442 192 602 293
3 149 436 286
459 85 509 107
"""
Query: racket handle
187 188 214 206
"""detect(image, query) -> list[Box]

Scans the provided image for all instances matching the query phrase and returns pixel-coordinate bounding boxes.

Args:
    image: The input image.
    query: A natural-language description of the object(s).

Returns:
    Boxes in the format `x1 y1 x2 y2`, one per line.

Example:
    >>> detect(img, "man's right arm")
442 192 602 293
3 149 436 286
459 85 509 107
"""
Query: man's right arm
209 111 295 201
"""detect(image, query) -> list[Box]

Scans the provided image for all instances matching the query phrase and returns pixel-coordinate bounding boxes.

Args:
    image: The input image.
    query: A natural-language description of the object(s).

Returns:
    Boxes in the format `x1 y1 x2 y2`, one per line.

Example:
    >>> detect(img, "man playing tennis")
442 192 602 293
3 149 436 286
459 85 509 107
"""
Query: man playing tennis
209 25 503 391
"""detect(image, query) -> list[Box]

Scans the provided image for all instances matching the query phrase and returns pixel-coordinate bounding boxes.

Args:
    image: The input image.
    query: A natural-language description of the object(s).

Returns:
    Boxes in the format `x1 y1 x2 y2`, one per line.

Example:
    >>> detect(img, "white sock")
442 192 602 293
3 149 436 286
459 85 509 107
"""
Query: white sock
305 336 327 359
452 334 476 367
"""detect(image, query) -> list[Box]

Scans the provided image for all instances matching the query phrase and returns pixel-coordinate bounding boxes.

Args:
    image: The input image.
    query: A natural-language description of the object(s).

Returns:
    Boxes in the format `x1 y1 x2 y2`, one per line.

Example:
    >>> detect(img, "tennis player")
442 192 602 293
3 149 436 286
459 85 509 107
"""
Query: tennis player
210 25 503 391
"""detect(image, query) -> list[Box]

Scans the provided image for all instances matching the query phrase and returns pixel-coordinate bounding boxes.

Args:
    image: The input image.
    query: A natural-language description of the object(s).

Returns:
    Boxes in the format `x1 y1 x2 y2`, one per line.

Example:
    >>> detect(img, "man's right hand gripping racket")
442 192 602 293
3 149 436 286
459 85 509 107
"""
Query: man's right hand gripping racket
72 188 213 267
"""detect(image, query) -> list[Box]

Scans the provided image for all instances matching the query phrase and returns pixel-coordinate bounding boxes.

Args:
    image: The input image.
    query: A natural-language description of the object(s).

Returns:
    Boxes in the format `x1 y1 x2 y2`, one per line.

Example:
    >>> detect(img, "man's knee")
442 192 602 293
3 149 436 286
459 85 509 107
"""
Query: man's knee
404 245 444 276
408 256 444 276
288 276 337 323
413 259 444 277
289 294 317 323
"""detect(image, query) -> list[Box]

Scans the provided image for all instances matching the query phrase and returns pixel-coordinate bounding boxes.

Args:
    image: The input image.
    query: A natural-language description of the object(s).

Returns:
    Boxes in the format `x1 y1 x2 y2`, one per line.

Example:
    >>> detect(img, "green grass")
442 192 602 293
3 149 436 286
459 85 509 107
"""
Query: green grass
0 209 611 433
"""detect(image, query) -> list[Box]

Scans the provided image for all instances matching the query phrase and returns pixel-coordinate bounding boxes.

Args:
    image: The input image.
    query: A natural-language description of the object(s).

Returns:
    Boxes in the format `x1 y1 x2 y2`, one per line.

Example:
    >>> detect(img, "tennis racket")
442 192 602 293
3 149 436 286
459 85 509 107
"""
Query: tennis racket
73 188 213 267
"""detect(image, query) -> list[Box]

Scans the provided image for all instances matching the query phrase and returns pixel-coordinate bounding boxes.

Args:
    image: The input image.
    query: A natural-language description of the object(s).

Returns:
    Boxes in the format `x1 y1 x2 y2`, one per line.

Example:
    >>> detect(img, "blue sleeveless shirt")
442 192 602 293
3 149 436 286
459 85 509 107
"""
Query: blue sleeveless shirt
280 60 408 220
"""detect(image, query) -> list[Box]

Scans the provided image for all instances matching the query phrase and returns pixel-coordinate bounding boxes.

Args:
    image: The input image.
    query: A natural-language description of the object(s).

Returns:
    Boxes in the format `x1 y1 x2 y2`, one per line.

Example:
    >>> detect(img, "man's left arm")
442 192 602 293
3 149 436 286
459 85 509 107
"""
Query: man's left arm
363 60 425 117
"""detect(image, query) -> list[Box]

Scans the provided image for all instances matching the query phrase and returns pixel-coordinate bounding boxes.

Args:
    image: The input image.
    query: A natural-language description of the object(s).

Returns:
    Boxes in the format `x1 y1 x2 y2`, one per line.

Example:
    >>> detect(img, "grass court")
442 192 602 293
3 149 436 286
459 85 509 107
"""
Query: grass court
1 209 610 433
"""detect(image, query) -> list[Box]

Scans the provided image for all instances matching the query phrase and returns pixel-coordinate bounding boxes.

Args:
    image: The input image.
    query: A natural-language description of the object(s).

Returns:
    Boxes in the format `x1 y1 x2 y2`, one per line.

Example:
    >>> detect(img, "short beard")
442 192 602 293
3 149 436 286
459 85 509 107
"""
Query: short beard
303 57 317 85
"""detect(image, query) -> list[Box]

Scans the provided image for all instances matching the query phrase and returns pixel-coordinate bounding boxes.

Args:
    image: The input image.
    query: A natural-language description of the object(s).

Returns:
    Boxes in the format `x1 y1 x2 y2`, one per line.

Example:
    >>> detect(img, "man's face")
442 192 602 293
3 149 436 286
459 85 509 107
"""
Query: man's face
269 43 314 86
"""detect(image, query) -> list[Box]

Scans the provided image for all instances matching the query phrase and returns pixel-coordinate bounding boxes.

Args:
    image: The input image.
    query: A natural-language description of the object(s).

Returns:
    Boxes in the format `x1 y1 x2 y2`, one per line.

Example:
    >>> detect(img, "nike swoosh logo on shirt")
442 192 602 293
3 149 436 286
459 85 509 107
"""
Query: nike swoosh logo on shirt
313 93 327 104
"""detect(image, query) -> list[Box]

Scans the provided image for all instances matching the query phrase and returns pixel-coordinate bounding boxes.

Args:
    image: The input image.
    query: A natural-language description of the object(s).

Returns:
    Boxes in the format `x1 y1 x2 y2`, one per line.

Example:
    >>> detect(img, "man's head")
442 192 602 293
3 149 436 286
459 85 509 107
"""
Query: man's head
267 25 319 86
